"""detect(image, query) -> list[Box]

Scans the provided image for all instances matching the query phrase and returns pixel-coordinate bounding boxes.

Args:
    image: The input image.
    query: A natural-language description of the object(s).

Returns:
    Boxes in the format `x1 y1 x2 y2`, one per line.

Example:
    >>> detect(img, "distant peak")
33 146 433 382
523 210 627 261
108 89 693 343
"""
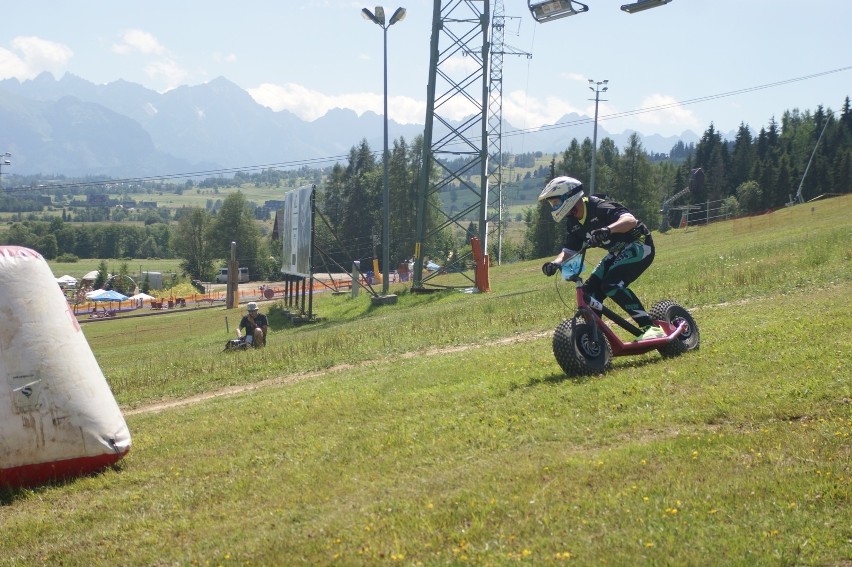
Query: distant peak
31 71 59 83
206 76 239 88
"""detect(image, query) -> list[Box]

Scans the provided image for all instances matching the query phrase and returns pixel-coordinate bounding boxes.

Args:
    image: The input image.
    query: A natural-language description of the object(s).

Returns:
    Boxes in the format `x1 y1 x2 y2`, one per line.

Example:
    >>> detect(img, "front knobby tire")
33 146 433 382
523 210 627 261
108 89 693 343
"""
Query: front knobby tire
553 318 612 376
650 300 700 358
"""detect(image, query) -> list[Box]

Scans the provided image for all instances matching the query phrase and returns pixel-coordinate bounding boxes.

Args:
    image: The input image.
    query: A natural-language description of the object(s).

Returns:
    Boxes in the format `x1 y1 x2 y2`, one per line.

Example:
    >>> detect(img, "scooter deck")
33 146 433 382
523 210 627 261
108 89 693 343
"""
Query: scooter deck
610 320 687 356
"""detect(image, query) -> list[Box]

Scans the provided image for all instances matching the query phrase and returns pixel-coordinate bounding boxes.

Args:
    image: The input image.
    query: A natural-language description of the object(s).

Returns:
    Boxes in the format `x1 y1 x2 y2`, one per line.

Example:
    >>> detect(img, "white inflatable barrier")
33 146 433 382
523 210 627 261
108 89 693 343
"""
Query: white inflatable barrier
0 246 131 488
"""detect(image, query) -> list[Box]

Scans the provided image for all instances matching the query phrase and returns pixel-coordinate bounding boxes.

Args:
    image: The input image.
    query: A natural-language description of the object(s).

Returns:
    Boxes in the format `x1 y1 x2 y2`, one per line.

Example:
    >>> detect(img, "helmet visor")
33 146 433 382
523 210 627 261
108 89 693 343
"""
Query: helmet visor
550 191 583 222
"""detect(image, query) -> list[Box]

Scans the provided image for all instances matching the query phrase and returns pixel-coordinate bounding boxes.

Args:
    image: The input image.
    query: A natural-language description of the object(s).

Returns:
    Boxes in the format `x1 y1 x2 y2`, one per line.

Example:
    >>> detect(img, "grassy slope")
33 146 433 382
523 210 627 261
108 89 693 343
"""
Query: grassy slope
0 196 850 566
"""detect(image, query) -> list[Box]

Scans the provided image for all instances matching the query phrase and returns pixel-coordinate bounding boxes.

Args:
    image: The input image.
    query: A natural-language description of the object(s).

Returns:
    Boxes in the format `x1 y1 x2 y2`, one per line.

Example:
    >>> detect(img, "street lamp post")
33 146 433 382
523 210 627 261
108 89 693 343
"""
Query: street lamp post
588 79 608 195
0 153 11 191
362 5 405 299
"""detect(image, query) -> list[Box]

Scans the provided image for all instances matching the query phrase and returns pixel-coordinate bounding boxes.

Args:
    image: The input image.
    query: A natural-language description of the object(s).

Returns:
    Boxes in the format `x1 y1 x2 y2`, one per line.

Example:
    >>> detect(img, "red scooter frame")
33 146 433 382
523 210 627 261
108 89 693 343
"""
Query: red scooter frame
568 276 688 357
551 245 700 376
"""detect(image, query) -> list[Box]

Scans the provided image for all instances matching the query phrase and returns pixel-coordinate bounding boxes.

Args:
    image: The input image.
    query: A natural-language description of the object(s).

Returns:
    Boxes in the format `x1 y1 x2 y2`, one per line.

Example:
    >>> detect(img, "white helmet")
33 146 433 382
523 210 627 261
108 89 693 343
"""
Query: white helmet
538 176 584 222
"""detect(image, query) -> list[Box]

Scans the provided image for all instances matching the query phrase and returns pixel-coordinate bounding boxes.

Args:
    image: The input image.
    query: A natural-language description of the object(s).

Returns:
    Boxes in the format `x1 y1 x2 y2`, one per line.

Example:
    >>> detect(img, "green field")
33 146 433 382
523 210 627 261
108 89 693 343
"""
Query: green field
1 196 850 565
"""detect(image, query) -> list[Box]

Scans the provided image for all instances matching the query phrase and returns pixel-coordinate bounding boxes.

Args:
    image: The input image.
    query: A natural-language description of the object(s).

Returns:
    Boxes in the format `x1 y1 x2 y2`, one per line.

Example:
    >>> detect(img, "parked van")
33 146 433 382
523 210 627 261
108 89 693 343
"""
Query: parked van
215 267 250 283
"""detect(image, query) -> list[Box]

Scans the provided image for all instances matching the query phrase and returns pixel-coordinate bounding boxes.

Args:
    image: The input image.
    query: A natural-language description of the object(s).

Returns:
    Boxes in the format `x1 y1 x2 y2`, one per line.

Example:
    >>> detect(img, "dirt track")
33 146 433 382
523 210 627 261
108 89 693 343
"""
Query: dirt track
123 329 550 417
120 298 721 418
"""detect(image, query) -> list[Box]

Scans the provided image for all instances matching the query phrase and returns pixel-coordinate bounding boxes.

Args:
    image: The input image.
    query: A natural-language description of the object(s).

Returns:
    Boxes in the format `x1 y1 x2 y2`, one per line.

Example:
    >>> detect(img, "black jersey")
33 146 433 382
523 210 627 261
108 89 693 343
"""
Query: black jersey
563 196 652 252
239 313 268 334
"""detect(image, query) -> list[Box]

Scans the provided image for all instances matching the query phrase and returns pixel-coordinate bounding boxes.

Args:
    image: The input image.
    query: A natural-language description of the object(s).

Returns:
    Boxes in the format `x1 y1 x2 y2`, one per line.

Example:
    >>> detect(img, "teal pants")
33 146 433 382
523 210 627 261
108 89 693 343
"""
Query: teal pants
583 241 655 328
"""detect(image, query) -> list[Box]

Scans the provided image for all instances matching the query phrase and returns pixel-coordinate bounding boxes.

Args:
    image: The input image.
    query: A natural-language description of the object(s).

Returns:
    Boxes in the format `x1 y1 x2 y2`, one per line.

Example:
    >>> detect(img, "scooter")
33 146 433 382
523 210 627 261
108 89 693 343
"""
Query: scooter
223 335 250 351
552 244 700 376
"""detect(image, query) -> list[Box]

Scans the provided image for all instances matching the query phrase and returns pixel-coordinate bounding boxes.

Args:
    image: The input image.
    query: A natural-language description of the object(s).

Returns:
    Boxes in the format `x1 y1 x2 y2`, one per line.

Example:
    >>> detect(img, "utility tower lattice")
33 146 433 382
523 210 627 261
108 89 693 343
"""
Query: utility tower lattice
488 0 531 265
413 0 491 290
413 0 527 289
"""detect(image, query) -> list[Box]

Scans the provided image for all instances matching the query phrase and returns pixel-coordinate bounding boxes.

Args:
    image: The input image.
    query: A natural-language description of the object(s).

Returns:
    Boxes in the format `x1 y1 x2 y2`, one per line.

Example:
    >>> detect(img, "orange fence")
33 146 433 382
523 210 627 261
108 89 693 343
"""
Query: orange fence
72 276 363 318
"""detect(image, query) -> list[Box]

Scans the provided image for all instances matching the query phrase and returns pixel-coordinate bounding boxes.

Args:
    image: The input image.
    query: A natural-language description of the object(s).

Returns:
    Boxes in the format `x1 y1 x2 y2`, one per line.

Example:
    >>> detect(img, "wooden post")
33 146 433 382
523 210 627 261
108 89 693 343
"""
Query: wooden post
226 241 237 309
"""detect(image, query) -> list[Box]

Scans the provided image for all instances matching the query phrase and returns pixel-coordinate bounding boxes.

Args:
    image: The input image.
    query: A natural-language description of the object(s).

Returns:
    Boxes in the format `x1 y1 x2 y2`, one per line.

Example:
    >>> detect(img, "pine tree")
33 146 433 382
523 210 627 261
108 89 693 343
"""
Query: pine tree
730 123 754 190
339 140 379 262
617 133 657 227
388 137 415 267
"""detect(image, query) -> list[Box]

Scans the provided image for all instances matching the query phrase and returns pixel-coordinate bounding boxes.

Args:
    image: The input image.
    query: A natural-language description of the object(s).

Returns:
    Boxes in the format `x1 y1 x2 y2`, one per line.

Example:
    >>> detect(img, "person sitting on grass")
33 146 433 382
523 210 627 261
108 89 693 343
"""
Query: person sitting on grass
237 302 268 348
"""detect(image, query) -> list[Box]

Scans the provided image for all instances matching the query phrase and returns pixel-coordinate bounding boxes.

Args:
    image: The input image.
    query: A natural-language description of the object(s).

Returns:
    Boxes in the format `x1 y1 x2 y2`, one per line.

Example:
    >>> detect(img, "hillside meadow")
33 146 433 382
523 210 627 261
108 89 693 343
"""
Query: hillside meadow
0 196 849 566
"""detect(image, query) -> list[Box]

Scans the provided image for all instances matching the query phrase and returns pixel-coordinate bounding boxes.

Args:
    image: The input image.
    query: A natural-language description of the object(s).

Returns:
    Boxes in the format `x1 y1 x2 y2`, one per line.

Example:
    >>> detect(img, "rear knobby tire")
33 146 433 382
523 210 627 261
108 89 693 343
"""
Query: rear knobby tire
552 318 612 376
650 300 700 358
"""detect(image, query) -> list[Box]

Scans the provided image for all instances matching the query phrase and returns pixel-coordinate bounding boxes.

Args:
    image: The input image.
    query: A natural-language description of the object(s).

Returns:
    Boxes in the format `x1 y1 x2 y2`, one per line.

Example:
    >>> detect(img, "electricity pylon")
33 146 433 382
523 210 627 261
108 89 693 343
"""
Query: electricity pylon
413 0 491 290
488 0 531 265
414 0 529 289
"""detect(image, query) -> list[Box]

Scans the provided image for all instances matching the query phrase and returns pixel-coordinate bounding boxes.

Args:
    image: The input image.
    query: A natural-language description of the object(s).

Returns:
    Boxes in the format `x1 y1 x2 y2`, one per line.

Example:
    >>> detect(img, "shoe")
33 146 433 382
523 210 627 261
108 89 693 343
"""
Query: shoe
635 325 666 341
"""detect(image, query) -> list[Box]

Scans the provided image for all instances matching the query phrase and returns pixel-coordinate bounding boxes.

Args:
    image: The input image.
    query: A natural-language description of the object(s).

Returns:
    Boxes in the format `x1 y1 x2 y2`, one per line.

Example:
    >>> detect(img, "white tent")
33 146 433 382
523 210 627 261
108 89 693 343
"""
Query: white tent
56 274 77 287
81 270 107 281
0 246 131 488
128 292 155 302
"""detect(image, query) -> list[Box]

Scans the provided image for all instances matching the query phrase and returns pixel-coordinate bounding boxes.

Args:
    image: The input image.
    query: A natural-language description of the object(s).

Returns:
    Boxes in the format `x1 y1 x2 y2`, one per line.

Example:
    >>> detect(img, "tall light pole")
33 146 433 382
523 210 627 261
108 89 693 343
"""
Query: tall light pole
588 79 608 195
0 153 11 191
362 5 405 298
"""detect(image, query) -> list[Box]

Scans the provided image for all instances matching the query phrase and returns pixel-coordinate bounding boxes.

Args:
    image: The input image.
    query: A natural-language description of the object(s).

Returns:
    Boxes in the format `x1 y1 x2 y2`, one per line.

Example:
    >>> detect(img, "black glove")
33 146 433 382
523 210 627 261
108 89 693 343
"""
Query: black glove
542 262 560 277
587 227 611 247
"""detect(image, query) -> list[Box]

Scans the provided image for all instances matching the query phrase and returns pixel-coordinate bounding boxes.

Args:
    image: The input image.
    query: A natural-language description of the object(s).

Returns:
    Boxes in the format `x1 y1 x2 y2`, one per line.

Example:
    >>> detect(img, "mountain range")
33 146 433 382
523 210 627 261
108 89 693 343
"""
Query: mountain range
0 73 701 178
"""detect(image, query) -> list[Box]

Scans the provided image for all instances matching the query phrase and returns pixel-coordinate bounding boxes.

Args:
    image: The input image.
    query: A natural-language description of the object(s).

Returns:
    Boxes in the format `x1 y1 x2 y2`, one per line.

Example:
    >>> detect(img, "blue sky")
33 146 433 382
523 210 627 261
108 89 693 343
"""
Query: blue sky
1 0 849 148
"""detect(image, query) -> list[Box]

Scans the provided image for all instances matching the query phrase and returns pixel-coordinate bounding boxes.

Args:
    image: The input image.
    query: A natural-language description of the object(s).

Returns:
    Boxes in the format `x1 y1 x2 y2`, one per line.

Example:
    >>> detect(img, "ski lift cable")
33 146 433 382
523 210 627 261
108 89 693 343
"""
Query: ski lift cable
3 68 848 194
503 65 852 139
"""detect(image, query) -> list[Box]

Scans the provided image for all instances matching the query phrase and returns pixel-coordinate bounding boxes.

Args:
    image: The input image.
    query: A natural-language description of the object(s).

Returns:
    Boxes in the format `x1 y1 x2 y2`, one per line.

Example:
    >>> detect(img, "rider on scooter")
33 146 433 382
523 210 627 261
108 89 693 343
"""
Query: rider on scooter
539 176 665 341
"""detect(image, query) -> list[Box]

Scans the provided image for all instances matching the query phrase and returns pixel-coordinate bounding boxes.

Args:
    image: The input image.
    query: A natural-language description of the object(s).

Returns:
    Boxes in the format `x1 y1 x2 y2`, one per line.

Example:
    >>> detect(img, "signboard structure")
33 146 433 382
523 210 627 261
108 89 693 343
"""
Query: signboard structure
279 185 316 321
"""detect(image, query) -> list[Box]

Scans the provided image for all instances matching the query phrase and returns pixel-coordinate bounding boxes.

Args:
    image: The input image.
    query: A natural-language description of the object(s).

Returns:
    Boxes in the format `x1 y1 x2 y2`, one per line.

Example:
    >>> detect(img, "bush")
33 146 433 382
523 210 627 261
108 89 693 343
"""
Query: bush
56 253 80 263
736 181 763 213
721 196 740 218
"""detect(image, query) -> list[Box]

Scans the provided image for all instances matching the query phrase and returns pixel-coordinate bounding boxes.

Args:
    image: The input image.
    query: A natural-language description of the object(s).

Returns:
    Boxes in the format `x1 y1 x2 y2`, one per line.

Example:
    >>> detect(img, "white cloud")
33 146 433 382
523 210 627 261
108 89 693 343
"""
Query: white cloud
244 54 480 124
112 30 166 56
561 72 587 83
246 81 593 130
503 90 584 130
442 54 480 75
145 60 188 91
111 30 188 91
247 82 426 124
0 36 73 80
632 93 701 134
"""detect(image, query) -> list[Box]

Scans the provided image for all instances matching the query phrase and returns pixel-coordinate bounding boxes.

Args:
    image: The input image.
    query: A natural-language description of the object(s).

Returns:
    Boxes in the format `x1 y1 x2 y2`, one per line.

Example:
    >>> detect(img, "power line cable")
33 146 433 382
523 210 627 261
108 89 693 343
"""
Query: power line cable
2 66 848 194
503 65 852 139
1 154 357 194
